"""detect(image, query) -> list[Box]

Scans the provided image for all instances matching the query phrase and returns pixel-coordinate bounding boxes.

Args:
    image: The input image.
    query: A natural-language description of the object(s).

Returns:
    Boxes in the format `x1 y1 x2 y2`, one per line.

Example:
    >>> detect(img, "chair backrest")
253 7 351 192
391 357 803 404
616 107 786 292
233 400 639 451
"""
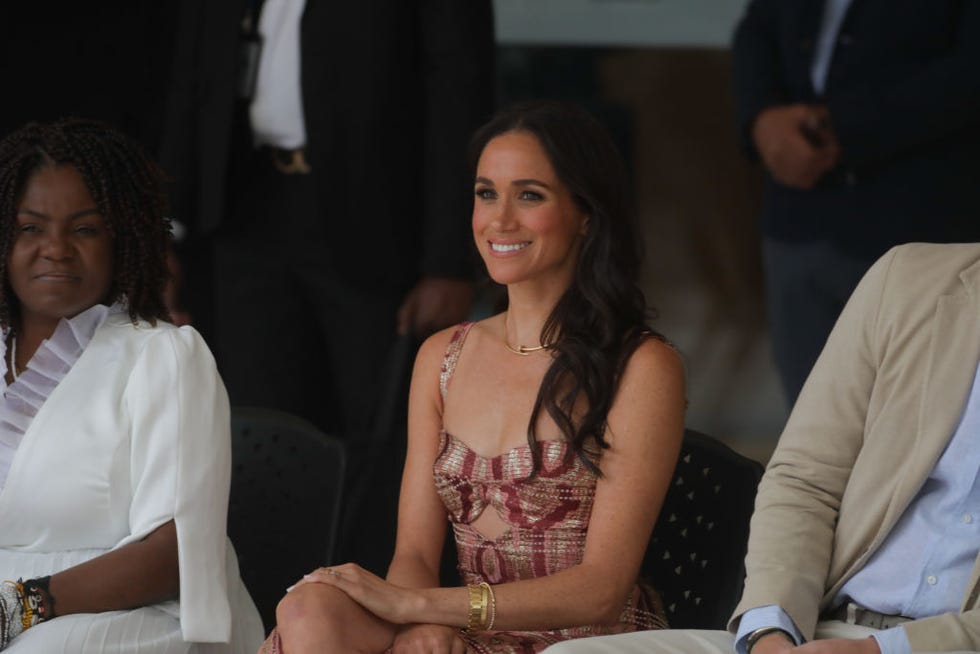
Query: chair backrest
228 406 346 632
642 428 764 629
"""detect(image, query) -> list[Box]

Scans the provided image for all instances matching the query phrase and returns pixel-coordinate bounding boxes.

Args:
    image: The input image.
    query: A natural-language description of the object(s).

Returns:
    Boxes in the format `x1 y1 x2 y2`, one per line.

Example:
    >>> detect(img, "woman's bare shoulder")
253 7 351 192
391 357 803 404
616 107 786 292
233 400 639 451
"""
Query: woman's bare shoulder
418 324 462 360
417 315 503 364
611 335 687 424
623 335 685 382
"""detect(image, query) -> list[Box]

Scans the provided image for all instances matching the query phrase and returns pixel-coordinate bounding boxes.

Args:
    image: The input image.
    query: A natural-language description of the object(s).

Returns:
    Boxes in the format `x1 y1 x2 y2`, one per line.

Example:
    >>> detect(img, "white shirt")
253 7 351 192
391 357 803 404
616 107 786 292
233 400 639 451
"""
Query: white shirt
249 0 308 149
810 0 853 94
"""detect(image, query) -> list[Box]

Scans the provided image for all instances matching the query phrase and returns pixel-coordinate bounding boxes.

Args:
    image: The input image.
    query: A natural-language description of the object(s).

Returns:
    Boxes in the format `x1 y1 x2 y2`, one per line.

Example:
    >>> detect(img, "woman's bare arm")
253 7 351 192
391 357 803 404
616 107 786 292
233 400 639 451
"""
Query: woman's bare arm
385 327 460 589
47 519 179 616
302 338 686 631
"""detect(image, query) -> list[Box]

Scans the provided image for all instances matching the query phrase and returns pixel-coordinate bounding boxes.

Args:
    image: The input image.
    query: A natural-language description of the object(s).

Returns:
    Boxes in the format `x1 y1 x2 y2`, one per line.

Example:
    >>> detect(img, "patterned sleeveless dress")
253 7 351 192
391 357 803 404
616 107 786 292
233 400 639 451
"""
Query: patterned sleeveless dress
434 323 667 653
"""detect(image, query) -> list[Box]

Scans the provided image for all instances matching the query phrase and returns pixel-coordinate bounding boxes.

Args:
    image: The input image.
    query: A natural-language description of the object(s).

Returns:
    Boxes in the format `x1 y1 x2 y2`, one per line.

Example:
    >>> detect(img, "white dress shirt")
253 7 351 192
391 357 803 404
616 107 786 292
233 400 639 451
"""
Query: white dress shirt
810 0 853 94
249 0 308 149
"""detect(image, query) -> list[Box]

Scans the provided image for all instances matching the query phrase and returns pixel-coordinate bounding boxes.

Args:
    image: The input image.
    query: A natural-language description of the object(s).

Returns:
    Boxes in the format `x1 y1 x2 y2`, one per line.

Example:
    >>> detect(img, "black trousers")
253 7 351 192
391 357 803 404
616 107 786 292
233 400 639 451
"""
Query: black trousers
213 149 404 438
763 237 874 406
214 149 422 574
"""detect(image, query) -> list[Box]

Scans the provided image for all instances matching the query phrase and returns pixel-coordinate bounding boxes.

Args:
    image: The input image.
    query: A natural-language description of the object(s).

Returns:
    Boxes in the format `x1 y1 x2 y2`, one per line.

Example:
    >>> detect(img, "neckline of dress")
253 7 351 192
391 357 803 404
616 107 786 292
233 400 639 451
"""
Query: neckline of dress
441 430 567 462
0 303 122 492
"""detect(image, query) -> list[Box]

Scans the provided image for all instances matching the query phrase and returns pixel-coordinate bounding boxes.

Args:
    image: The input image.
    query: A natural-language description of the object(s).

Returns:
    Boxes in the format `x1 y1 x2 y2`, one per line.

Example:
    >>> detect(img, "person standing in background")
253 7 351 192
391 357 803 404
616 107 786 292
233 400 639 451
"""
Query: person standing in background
162 0 495 437
731 0 980 404
161 0 496 585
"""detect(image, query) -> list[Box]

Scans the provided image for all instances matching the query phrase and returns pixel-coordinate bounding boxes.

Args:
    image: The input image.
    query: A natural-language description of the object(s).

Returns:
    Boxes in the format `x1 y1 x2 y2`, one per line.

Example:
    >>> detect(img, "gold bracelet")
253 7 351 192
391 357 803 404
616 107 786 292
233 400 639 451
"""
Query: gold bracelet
481 582 496 630
480 583 489 628
466 584 485 631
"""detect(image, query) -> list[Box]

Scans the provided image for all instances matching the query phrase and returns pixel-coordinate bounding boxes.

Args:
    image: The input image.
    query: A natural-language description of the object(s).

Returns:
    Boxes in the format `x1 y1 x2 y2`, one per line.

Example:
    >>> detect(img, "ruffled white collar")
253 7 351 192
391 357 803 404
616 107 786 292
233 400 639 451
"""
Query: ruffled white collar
0 303 125 490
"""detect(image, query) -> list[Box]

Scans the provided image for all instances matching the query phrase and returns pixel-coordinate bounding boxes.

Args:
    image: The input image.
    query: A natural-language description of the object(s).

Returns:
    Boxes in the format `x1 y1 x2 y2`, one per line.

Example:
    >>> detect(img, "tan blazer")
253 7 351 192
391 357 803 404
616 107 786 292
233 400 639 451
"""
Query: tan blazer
730 243 980 652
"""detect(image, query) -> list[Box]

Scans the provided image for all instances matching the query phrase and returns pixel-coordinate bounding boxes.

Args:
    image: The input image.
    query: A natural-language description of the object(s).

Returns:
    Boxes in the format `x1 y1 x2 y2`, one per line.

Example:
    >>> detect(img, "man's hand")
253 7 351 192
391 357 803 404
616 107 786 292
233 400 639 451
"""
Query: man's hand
753 634 881 654
396 277 474 338
752 104 840 189
752 630 796 654
794 637 881 654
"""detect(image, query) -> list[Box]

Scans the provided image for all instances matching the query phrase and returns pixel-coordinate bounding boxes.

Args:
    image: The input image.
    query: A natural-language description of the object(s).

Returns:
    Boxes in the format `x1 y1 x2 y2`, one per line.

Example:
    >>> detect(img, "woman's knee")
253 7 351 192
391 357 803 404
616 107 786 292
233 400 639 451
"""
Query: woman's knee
275 584 350 640
274 583 396 652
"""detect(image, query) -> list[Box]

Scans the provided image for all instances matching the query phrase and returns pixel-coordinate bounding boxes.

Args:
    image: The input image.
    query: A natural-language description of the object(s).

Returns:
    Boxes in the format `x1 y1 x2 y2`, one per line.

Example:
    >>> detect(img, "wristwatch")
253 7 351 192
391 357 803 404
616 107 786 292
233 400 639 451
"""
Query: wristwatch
746 626 793 653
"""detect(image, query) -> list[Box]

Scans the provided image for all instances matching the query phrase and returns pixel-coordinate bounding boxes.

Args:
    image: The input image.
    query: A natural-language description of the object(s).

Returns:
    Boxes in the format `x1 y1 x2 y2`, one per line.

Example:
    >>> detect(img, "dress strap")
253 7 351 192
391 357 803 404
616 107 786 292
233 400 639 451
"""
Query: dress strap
439 322 475 404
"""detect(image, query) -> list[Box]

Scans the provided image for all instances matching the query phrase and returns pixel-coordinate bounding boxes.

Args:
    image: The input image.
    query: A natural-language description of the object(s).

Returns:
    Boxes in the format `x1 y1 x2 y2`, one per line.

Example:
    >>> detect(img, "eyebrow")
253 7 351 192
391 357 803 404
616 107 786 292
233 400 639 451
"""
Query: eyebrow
17 207 102 221
474 176 552 189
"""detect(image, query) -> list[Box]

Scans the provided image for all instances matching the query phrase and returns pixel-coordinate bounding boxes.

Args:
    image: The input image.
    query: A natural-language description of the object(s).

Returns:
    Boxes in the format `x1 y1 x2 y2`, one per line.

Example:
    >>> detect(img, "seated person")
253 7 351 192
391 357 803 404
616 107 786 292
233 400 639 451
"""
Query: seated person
259 101 687 653
545 242 980 653
0 119 263 652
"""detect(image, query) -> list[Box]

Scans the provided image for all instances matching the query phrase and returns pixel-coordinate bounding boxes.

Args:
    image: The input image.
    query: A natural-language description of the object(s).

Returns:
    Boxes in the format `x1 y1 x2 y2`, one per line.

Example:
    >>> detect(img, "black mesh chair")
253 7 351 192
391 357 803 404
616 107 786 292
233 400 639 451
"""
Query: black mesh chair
642 428 764 629
228 406 346 632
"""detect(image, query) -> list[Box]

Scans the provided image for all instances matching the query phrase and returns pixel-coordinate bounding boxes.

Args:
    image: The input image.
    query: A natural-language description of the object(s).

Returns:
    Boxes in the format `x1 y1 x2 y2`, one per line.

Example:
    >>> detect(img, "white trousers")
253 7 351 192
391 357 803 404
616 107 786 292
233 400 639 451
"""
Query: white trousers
542 620 974 654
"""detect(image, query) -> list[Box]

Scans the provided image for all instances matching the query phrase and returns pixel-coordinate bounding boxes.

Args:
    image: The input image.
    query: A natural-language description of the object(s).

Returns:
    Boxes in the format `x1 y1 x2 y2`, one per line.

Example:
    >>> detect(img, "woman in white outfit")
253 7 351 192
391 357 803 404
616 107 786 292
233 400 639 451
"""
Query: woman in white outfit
0 119 263 652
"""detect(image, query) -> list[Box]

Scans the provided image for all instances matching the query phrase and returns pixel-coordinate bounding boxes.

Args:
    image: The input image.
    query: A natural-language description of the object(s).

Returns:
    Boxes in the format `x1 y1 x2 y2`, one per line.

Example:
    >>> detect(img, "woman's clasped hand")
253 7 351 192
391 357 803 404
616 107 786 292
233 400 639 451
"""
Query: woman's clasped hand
290 565 422 625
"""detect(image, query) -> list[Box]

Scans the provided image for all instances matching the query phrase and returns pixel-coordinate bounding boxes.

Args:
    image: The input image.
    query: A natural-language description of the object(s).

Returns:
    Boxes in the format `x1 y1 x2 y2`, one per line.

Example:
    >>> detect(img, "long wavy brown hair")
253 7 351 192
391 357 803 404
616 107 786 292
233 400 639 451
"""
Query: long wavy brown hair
470 101 663 473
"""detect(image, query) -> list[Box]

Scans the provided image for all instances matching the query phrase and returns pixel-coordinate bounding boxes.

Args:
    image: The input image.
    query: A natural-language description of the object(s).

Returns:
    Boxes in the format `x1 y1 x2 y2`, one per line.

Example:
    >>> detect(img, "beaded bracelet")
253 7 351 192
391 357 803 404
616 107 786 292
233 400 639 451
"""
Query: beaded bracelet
482 582 497 631
0 581 19 648
0 578 44 649
22 577 54 623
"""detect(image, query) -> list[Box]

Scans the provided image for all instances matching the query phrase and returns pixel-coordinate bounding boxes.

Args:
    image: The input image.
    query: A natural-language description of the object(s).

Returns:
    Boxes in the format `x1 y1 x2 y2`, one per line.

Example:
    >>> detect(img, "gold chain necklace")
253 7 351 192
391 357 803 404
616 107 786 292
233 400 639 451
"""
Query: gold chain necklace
503 312 552 356
503 342 549 356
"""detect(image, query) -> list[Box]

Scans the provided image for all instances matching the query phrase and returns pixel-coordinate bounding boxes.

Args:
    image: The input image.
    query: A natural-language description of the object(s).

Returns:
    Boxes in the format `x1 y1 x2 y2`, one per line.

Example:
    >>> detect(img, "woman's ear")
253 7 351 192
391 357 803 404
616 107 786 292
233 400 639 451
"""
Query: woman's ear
580 215 590 236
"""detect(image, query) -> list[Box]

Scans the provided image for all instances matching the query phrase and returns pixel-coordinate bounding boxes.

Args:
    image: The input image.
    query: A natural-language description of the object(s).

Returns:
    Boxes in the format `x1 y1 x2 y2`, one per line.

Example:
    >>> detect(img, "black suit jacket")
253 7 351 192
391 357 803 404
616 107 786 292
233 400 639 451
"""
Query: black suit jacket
162 0 495 291
732 0 980 256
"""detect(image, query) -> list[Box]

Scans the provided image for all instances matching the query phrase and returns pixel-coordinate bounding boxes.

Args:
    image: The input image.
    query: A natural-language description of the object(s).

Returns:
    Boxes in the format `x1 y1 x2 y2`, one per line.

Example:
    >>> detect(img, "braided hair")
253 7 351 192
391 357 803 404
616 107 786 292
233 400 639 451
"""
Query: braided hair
0 118 172 328
469 101 663 473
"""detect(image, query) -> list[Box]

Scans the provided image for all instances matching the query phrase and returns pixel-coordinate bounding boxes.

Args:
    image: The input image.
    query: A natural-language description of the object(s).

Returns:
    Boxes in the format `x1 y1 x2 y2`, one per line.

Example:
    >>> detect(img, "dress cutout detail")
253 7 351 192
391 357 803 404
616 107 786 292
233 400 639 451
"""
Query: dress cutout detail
433 323 666 653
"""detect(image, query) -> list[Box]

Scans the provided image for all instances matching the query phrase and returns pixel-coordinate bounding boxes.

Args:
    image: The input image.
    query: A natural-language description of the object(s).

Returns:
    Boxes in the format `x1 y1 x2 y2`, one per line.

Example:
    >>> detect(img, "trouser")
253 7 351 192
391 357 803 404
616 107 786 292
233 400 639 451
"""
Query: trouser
215 147 415 576
541 620 972 653
763 237 874 406
213 148 404 438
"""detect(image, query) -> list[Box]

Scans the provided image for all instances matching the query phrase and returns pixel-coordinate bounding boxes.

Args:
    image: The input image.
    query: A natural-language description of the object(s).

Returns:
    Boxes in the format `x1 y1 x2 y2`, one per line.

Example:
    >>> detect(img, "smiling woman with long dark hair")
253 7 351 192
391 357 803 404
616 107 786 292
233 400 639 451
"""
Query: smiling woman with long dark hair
0 119 262 653
261 101 686 654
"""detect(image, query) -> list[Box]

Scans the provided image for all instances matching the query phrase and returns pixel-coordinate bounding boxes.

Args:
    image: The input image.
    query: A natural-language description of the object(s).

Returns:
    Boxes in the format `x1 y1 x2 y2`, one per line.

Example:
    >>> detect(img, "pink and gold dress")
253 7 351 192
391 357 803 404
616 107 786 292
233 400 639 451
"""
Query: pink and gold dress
434 323 667 653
